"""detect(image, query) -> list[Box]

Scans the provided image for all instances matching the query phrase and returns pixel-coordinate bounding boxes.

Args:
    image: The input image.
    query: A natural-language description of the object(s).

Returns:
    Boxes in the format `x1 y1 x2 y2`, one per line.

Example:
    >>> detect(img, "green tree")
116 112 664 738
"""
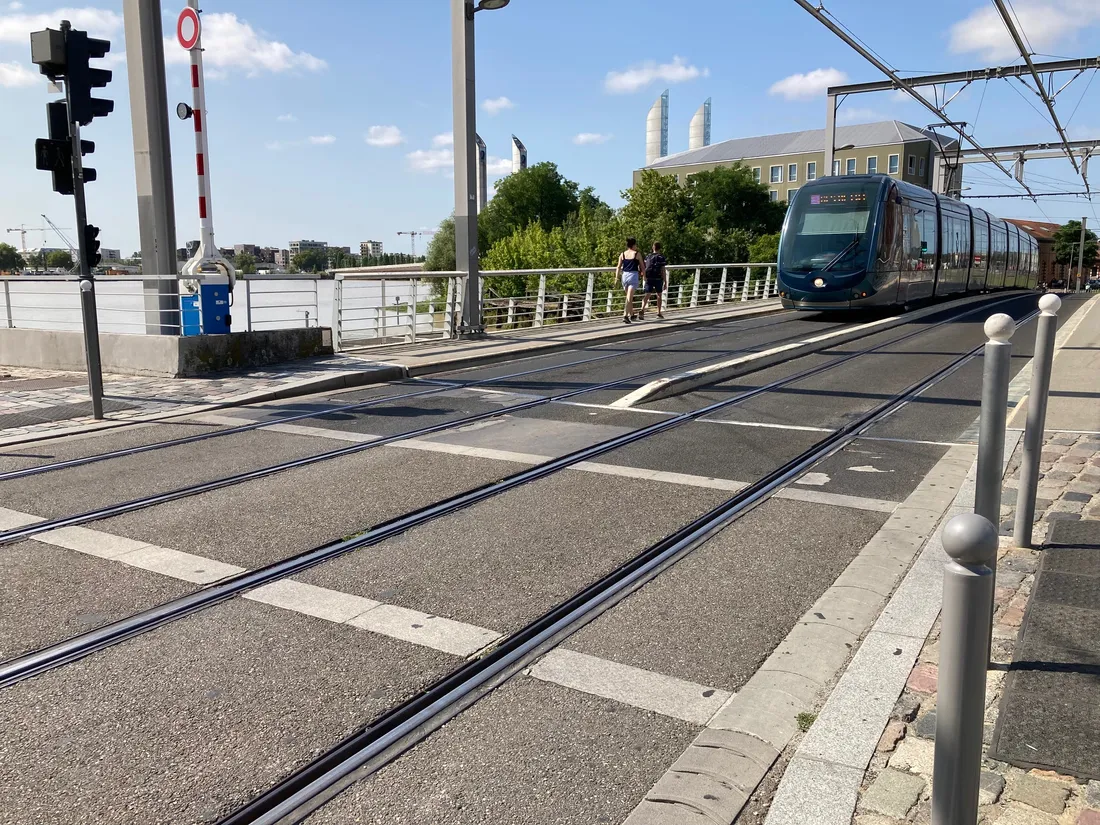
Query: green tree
1053 220 1098 270
686 164 786 237
0 243 23 273
424 217 456 272
614 170 698 262
479 162 586 247
234 252 257 274
291 248 329 273
46 250 74 270
748 232 781 280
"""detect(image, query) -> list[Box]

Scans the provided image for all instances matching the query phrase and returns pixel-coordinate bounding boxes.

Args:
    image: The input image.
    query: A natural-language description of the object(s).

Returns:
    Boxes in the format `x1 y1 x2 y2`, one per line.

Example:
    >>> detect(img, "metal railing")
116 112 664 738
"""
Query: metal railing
1 263 778 347
331 263 777 351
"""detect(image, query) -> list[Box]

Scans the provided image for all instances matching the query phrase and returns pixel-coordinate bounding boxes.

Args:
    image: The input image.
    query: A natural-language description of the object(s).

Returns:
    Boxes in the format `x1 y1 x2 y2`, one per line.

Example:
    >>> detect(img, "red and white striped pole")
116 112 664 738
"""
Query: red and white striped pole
178 1 231 281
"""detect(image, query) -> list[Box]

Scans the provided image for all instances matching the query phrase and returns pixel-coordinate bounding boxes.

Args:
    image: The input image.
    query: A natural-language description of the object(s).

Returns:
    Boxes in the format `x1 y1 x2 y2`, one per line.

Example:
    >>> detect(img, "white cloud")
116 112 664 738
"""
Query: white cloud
0 7 122 42
949 1 1100 61
407 147 453 172
573 132 612 145
163 12 326 76
0 59 37 87
838 106 884 125
486 156 512 175
604 56 707 94
276 113 297 122
482 96 515 115
365 125 405 147
308 134 335 145
265 140 286 151
8 2 24 9
768 68 848 101
432 132 454 147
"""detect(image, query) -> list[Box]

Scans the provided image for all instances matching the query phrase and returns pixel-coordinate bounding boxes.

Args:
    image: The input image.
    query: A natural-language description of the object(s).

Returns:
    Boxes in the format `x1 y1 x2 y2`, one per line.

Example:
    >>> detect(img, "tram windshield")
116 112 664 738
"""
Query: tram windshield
780 180 881 273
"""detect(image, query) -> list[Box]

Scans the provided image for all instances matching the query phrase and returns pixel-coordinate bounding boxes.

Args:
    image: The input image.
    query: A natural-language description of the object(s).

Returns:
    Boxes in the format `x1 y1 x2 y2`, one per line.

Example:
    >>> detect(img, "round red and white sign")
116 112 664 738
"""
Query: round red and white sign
177 7 200 50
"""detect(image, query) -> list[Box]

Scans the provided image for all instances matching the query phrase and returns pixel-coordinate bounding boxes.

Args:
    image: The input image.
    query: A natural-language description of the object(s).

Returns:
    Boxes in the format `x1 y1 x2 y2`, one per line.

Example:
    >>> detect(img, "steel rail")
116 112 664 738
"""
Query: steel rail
0 294 1034 688
0 310 798 484
216 305 1041 825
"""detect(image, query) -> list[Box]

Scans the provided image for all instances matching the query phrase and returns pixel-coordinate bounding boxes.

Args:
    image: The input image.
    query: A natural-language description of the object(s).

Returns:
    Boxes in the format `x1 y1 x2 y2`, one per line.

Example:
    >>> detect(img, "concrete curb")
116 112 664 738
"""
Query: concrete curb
399 301 784 378
762 432 1021 825
612 291 1034 408
621 442 982 825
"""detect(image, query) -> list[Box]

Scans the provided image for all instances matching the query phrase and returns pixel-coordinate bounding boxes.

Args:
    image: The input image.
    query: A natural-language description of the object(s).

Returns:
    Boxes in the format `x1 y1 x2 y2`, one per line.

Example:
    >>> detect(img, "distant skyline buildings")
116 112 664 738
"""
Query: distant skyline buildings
511 135 528 174
645 90 669 166
689 98 712 151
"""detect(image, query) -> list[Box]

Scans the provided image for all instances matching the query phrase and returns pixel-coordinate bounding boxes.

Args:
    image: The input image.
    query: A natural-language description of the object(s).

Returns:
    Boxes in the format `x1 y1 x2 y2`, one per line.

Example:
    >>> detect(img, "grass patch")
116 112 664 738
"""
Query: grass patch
796 712 817 732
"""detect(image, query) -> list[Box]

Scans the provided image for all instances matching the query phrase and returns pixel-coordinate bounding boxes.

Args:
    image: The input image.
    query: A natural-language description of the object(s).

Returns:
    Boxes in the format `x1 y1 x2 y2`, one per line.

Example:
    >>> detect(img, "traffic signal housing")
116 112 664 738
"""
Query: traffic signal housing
65 30 113 126
83 224 101 270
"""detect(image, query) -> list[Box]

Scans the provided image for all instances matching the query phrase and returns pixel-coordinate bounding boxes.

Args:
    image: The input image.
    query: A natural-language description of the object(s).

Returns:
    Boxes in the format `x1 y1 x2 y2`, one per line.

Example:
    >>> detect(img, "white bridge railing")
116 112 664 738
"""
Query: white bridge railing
331 263 777 352
0 264 777 350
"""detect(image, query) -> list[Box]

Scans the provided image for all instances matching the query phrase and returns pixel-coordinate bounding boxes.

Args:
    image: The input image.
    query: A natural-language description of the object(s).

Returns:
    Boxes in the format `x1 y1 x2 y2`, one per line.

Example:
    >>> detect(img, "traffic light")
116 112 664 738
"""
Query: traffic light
30 24 111 197
83 224 101 270
65 30 113 127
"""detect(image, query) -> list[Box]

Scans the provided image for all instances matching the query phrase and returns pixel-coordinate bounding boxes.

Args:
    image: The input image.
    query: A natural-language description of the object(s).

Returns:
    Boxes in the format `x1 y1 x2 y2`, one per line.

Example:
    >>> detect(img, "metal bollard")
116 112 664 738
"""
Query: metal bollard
1014 294 1061 548
932 513 998 825
975 313 1016 524
974 312 1014 658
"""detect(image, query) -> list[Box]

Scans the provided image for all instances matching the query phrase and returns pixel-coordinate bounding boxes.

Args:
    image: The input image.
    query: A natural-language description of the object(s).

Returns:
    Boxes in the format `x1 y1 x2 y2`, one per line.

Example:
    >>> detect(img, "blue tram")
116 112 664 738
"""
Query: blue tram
776 174 1039 311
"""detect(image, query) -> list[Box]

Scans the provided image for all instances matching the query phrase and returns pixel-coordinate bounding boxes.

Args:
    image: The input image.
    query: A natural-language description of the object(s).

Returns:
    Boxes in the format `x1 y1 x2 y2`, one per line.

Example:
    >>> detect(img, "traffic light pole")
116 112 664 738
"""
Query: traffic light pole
61 46 104 419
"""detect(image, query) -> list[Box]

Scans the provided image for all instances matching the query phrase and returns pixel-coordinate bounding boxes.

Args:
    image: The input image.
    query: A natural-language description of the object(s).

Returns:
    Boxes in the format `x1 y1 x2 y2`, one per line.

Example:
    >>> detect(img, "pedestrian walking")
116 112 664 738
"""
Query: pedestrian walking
641 241 667 319
616 238 644 323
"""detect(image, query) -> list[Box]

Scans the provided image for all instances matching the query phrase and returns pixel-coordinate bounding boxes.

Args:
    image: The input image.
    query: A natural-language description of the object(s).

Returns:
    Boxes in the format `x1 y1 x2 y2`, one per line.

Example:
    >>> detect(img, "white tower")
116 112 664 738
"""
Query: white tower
645 89 669 165
689 98 712 151
475 133 488 213
511 135 527 173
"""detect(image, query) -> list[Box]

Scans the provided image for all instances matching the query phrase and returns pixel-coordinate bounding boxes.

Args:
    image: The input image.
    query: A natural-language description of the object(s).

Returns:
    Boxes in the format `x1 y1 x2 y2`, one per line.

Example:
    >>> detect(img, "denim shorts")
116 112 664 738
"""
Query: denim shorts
621 271 639 289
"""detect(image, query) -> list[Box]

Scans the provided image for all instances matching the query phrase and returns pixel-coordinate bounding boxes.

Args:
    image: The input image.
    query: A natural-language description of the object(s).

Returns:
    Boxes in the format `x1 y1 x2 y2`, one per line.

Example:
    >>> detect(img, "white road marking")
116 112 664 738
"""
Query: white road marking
611 316 897 409
266 422 379 442
118 544 245 584
526 648 733 725
0 507 44 531
796 472 831 486
858 436 975 448
552 401 678 415
697 418 832 433
244 579 381 624
775 488 898 514
347 603 500 658
848 465 892 474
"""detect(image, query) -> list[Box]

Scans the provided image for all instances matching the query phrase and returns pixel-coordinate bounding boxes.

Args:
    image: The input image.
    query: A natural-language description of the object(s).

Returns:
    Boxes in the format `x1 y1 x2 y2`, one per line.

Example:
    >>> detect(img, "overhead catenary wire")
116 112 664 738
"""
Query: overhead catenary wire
792 0 1038 200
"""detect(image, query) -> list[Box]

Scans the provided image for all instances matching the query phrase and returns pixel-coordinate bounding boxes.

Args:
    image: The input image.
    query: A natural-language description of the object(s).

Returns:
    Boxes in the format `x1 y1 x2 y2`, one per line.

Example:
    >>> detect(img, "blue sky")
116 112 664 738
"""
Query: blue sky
2 0 1099 259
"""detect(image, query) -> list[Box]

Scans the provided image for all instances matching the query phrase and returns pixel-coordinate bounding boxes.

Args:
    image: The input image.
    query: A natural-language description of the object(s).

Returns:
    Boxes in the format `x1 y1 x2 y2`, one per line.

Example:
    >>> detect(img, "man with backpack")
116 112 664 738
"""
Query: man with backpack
641 241 667 320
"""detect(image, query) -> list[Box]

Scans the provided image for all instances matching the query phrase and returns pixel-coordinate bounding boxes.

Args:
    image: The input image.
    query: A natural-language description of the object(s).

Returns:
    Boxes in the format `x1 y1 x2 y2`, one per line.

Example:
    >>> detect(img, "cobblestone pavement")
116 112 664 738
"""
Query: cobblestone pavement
851 432 1100 825
0 355 378 439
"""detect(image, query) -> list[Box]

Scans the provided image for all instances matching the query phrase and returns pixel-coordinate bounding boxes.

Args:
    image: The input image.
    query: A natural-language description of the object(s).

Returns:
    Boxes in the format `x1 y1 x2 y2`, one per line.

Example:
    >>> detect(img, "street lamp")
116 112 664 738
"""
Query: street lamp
453 0 508 338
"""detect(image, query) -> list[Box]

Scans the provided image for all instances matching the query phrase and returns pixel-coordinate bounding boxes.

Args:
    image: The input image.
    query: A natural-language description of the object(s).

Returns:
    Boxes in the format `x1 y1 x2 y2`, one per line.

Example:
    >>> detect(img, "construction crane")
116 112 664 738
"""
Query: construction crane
6 225 51 252
396 229 435 257
40 214 78 257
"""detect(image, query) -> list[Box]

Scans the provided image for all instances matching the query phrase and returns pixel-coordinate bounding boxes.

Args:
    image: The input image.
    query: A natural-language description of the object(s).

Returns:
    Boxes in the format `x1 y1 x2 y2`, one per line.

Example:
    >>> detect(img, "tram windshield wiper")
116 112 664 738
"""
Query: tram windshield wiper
820 236 861 273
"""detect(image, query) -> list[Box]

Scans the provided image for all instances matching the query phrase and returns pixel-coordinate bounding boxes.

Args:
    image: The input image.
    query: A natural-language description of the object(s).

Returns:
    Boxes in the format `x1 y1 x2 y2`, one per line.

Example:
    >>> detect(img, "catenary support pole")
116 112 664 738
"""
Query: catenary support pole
932 513 998 825
123 0 178 332
1075 217 1088 292
975 312 1014 658
452 0 482 336
1014 294 1061 547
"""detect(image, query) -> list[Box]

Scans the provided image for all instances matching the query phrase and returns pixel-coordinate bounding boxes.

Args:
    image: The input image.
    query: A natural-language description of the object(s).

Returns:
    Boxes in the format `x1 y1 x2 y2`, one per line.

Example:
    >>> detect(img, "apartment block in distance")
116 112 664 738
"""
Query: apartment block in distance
634 121 960 203
289 239 327 255
360 240 383 258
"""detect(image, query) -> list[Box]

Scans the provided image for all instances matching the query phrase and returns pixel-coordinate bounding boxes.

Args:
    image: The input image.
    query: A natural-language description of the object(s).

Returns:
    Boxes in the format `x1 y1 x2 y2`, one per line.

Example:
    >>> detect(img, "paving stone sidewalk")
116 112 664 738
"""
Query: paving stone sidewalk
0 354 382 440
852 432 1100 825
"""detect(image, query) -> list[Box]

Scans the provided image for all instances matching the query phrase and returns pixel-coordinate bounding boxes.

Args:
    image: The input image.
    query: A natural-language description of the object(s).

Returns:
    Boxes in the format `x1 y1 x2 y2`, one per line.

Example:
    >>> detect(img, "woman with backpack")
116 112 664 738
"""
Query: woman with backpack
616 237 645 323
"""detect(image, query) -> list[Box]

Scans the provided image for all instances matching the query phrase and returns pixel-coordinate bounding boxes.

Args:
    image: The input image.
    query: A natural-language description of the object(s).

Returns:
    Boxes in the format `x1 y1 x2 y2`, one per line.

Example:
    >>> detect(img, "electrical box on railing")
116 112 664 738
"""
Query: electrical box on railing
199 282 231 334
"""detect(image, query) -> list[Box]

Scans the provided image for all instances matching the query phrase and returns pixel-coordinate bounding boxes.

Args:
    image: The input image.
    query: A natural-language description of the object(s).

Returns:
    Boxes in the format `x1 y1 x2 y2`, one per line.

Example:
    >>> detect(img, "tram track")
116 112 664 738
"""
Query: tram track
0 294 1035 690
212 303 1042 825
0 310 800 483
0 312 877 546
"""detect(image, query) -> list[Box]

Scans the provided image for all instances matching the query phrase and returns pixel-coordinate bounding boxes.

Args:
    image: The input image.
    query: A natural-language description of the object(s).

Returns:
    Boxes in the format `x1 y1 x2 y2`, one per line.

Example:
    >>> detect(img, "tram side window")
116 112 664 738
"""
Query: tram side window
919 210 938 270
974 220 989 267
